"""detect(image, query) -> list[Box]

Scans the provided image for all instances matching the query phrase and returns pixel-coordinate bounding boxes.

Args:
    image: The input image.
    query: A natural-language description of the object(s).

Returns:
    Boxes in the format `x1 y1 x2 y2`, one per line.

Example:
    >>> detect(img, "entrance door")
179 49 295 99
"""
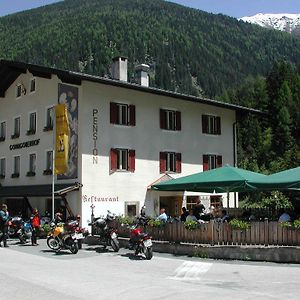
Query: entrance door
159 196 182 217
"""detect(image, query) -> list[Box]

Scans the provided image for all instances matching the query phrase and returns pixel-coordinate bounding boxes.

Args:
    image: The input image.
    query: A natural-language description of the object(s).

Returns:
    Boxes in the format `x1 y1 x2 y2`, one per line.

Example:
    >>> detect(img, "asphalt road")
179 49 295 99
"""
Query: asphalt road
1 238 300 300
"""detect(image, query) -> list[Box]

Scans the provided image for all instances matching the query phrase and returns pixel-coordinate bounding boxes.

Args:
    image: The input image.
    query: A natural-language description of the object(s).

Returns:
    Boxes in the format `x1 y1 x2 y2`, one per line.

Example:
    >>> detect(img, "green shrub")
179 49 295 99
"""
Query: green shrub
117 216 135 226
184 220 199 230
280 221 292 228
148 219 164 228
293 220 300 229
229 219 249 231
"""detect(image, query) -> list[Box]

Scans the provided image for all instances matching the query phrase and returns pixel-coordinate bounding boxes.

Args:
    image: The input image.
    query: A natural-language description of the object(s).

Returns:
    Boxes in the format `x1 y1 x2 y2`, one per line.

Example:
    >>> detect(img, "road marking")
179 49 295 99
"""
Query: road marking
168 261 212 282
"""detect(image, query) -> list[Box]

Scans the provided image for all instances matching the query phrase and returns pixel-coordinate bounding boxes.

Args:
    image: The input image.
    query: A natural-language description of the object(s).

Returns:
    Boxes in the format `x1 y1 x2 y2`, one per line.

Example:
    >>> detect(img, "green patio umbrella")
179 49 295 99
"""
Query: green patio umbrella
152 164 267 193
252 166 300 190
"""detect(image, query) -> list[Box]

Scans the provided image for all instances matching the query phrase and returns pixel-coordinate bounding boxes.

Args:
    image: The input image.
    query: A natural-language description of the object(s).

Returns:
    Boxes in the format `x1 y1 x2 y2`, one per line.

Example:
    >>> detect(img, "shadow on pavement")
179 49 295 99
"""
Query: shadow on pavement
120 253 146 261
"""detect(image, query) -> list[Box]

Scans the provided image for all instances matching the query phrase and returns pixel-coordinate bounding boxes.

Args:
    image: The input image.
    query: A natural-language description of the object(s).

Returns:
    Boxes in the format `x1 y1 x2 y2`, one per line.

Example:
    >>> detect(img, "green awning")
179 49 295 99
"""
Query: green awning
252 167 300 190
152 165 267 193
0 183 82 197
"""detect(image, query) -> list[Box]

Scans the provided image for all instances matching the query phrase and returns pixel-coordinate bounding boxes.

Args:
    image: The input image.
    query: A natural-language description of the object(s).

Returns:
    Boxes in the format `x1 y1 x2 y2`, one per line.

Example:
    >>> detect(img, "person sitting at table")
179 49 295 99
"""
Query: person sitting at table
186 209 197 222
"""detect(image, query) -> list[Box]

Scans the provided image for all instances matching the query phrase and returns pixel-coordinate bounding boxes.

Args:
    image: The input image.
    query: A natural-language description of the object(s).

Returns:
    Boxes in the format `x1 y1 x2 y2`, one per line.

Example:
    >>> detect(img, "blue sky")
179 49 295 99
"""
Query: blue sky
0 0 299 18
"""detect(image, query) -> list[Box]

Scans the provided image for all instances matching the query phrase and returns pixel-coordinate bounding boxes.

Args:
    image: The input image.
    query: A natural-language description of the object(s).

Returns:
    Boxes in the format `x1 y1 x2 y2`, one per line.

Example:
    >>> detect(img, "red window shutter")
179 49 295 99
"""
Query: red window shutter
217 155 222 168
176 153 182 173
215 117 221 135
110 148 117 171
129 105 136 126
203 155 209 171
128 150 135 172
176 111 181 131
202 115 208 133
159 152 166 173
160 109 166 129
110 103 118 124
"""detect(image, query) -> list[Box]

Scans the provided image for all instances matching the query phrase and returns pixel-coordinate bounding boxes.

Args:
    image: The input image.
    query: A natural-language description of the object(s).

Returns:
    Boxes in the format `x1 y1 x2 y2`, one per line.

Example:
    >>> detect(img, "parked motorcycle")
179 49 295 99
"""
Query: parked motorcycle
46 220 79 254
128 216 153 260
17 220 32 244
8 216 23 237
89 211 119 252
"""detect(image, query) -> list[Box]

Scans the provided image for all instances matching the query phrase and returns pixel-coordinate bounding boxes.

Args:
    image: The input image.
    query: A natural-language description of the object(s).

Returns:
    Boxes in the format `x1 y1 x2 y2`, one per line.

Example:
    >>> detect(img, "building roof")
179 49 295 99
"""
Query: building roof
0 59 263 115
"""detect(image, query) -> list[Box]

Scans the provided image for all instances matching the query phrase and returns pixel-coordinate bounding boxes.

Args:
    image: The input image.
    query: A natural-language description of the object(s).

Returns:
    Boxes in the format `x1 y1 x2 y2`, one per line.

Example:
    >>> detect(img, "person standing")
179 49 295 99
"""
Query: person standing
0 204 10 247
193 199 205 220
30 209 40 246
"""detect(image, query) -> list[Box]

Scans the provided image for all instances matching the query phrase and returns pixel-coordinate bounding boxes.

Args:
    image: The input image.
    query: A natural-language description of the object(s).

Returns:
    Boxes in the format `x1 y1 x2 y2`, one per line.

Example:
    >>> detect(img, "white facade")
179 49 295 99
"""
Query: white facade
0 61 250 228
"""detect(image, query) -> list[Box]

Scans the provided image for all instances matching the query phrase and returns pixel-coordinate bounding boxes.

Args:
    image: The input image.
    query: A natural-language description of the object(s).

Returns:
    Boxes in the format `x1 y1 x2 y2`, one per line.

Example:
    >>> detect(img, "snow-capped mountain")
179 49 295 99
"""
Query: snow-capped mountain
240 13 300 36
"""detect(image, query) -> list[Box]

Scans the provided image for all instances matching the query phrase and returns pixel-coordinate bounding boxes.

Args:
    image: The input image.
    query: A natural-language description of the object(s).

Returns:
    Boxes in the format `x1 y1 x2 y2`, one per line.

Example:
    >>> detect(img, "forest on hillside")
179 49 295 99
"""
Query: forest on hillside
0 0 300 97
219 62 300 209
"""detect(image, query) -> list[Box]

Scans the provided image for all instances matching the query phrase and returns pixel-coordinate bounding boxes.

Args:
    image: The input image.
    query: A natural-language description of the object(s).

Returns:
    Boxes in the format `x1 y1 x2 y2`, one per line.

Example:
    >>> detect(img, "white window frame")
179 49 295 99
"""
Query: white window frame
46 150 53 170
117 148 128 170
0 121 6 139
29 153 36 173
28 111 37 133
29 78 36 93
166 152 176 172
0 158 5 177
13 116 20 137
208 154 217 170
165 110 176 130
45 106 54 129
117 103 129 125
16 84 22 98
13 155 20 175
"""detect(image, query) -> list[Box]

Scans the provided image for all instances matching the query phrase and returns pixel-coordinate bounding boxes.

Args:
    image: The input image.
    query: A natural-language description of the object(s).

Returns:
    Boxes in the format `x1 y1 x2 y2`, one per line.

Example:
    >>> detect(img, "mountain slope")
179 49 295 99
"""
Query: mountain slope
0 0 300 97
240 13 300 36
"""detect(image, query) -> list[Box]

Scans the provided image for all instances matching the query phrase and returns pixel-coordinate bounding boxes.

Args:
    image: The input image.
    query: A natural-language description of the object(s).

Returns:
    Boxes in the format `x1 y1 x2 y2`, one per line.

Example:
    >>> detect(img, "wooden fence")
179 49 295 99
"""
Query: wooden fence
117 221 300 246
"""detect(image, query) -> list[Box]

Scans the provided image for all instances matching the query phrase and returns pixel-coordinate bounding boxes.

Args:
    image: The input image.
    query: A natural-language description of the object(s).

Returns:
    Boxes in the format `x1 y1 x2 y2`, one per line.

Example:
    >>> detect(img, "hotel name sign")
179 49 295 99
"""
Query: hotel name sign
9 139 40 150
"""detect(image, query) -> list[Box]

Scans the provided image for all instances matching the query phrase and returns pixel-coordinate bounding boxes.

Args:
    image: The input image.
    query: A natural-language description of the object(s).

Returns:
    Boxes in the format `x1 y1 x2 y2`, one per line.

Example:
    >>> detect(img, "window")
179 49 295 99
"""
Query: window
16 84 22 98
202 115 221 135
16 83 26 98
0 121 6 141
12 156 20 177
160 152 181 173
27 112 36 135
160 109 181 131
186 196 200 212
44 150 53 175
0 158 5 178
110 148 135 172
30 78 36 93
203 154 222 171
125 202 139 217
27 153 36 176
12 117 20 139
110 102 135 126
44 107 54 131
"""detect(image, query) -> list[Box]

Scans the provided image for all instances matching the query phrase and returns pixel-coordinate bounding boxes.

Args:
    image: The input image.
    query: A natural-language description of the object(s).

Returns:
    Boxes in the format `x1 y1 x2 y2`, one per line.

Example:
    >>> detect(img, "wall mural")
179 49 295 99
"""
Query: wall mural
58 83 78 179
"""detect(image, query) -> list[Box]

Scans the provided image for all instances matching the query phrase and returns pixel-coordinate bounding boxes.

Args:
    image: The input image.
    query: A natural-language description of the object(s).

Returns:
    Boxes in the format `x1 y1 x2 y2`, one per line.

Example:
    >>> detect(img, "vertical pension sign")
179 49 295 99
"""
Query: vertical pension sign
55 104 70 174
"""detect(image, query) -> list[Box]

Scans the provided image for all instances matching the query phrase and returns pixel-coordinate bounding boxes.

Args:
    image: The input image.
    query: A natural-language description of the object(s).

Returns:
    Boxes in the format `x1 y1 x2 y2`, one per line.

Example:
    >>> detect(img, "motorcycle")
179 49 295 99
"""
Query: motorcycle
8 216 23 237
46 220 80 254
89 211 119 252
128 216 153 260
17 220 32 244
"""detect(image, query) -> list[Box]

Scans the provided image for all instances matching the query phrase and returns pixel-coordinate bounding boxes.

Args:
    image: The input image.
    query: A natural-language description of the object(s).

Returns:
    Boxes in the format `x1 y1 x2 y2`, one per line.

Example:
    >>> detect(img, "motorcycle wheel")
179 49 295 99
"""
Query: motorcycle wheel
69 242 79 254
47 236 60 251
145 246 153 260
111 238 119 252
19 235 26 244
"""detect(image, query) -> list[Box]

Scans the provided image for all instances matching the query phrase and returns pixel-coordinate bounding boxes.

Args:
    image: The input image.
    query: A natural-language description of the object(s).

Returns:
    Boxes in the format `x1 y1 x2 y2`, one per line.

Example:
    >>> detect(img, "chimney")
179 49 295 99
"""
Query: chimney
135 64 150 87
111 56 128 81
